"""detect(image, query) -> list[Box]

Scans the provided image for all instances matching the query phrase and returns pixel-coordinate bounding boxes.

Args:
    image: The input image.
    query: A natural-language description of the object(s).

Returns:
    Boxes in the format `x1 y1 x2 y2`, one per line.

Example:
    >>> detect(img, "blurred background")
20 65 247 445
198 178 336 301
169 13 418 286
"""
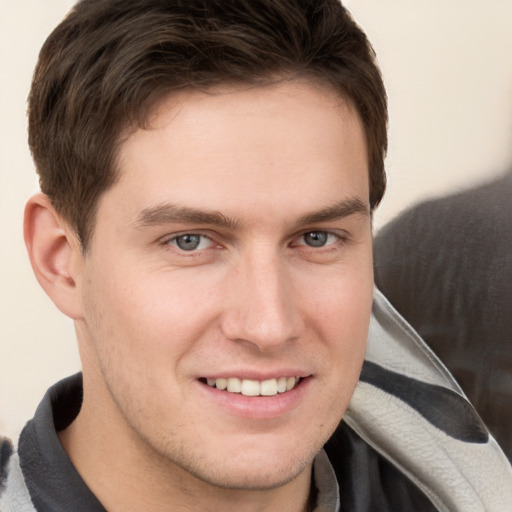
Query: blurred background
1 0 512 437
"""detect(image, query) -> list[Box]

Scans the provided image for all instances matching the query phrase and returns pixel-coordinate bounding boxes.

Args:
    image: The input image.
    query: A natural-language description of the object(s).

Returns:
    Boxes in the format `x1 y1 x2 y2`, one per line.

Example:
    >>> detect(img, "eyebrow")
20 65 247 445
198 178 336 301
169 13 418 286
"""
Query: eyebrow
295 197 370 226
134 197 369 230
134 203 240 230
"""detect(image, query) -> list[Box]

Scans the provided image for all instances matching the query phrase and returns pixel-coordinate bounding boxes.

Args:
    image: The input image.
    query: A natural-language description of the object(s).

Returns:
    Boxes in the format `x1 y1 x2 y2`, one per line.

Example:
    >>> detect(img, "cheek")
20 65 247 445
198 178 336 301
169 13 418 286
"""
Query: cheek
79 266 217 422
82 263 223 369
301 260 373 384
305 259 373 336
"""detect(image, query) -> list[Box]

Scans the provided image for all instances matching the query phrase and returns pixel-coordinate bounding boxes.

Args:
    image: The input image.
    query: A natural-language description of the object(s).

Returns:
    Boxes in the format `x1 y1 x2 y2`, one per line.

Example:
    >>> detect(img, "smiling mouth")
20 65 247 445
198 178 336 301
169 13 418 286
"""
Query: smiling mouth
201 376 304 397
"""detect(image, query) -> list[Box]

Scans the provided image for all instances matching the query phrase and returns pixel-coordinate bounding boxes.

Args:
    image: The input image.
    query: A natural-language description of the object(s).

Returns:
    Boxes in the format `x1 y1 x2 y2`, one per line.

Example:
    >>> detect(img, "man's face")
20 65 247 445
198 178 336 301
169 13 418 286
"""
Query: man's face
74 80 373 490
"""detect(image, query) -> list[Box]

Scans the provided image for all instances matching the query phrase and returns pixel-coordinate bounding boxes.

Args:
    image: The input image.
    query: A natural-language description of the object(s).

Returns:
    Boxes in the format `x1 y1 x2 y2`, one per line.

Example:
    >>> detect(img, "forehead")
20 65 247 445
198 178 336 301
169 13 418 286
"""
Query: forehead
104 80 369 227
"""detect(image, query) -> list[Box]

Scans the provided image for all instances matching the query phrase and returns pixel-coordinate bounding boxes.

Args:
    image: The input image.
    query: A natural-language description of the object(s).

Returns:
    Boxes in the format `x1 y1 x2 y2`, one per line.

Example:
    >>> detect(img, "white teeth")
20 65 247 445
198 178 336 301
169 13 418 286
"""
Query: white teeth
241 379 260 396
276 377 287 393
216 378 227 390
206 376 301 396
286 377 296 391
260 379 277 396
227 377 242 393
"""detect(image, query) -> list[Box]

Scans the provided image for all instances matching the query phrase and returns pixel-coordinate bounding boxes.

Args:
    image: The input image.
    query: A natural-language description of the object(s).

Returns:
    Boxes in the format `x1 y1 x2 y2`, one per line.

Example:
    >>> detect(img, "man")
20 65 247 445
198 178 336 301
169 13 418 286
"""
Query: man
0 1 510 511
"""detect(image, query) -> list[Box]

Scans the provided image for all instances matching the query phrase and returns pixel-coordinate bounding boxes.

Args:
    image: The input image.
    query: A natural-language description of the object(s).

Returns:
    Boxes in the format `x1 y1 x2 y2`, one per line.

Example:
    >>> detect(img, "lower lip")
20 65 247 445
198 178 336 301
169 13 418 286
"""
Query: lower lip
196 377 312 420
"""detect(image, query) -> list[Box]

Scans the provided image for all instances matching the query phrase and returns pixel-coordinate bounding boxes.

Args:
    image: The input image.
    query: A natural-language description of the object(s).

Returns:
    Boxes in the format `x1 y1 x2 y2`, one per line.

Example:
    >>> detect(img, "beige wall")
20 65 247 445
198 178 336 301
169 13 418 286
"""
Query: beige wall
1 0 511 437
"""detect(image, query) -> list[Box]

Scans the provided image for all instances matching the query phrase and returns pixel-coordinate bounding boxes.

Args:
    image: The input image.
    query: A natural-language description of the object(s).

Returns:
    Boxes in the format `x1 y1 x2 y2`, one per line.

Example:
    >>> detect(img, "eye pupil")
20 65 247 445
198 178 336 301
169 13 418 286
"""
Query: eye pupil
304 231 328 247
176 234 201 251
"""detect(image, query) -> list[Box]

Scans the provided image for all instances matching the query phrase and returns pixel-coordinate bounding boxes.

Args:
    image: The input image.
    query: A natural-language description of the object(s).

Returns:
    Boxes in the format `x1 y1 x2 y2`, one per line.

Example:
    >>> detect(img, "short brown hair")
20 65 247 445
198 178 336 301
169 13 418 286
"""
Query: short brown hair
28 0 387 250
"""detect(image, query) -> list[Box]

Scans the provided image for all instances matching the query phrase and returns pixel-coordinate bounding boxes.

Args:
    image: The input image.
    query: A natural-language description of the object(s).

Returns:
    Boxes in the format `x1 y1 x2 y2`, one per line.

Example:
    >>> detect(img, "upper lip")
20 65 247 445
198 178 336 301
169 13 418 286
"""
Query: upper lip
199 369 312 381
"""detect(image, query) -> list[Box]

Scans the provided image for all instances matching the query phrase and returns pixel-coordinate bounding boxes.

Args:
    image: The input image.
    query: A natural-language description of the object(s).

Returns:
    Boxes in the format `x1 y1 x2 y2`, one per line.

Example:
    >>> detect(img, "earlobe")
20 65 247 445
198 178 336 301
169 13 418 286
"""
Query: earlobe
24 193 83 319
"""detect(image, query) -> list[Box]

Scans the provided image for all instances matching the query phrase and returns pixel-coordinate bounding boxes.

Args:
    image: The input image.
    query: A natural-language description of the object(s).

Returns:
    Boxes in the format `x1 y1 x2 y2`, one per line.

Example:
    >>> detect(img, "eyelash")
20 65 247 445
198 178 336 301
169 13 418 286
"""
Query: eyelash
161 230 348 254
294 231 344 249
163 233 216 253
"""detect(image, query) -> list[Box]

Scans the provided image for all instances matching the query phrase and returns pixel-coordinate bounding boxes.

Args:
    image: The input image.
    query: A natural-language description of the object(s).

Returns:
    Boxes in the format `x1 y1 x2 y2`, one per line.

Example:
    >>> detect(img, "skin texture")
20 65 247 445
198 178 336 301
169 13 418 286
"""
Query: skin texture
26 80 373 512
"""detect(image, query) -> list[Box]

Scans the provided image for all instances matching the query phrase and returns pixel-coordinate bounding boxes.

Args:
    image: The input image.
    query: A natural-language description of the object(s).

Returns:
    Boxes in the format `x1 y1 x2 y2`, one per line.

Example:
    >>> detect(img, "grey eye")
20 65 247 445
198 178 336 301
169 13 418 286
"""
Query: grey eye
303 231 328 247
175 234 202 251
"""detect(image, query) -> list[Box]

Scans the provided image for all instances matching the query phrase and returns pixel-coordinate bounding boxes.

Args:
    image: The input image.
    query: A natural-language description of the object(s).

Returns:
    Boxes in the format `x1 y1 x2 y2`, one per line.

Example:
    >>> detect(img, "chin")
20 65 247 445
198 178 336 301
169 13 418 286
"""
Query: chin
151 431 321 492
185 453 313 492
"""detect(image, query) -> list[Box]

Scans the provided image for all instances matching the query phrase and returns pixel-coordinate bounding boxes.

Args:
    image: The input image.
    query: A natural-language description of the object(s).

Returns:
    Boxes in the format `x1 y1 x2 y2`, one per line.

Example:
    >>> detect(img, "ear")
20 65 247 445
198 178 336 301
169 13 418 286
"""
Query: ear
24 193 83 320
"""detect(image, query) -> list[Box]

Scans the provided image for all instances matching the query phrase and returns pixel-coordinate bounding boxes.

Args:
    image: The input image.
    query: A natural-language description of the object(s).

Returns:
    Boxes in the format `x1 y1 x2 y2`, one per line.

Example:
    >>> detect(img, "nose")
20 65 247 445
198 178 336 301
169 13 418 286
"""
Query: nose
220 249 303 351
